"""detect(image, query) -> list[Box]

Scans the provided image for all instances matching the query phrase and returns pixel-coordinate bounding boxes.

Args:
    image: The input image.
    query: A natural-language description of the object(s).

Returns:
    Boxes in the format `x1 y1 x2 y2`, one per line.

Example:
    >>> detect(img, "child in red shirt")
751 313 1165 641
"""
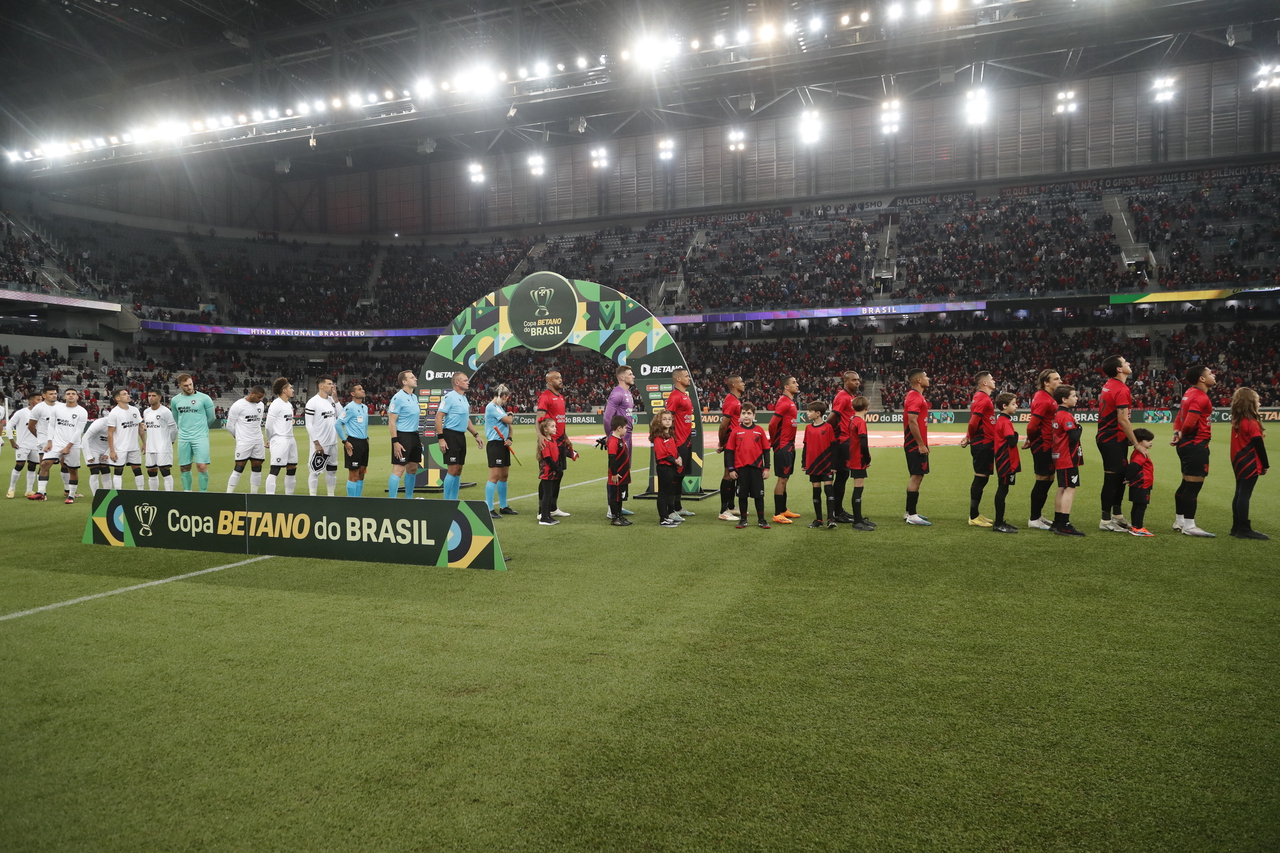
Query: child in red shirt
1050 384 1085 536
650 410 683 527
1125 428 1156 537
991 392 1021 533
726 402 772 529
1230 387 1270 540
606 415 632 527
846 396 876 531
802 401 838 528
536 418 562 526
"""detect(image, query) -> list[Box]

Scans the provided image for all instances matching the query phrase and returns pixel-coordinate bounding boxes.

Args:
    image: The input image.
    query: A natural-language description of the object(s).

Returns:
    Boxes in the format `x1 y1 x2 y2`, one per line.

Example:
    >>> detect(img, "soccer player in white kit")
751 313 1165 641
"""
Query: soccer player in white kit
105 388 146 490
82 415 112 494
225 386 267 493
33 388 87 503
142 390 177 491
8 390 44 498
305 377 342 496
265 377 298 495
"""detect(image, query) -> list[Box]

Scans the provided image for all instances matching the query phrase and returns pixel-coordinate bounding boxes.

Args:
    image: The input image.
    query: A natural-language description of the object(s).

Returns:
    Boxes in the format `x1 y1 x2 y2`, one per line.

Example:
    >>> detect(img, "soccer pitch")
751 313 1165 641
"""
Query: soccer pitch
2 422 1277 852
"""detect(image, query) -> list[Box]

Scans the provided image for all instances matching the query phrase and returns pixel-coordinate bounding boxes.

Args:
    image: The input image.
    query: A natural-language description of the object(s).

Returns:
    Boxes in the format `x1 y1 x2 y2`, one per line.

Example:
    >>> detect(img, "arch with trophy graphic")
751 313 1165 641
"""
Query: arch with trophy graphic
414 272 713 500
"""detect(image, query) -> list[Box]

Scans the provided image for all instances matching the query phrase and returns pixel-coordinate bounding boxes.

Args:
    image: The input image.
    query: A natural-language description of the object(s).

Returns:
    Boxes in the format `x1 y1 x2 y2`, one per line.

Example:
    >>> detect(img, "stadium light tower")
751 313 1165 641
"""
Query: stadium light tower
964 89 987 180
727 129 747 203
528 155 547 224
882 100 901 188
1055 90 1077 172
657 138 676 209
799 111 821 195
1257 65 1279 153
1152 76 1176 162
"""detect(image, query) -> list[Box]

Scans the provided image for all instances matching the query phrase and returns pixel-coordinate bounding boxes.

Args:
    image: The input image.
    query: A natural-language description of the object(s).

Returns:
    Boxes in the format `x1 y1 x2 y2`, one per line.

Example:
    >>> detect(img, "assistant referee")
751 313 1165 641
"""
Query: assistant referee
435 371 484 501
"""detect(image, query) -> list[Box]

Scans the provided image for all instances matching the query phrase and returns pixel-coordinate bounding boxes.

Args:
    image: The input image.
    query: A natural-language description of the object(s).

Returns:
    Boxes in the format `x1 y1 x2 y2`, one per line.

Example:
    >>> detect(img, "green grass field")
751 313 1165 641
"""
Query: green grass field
2 422 1278 852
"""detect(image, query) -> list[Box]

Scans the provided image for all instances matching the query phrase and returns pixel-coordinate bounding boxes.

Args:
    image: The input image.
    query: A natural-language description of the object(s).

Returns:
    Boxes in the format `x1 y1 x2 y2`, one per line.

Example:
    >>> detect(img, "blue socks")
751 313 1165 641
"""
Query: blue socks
198 471 209 492
496 481 508 507
485 481 496 509
345 480 364 497
443 473 460 500
181 471 193 491
388 474 401 499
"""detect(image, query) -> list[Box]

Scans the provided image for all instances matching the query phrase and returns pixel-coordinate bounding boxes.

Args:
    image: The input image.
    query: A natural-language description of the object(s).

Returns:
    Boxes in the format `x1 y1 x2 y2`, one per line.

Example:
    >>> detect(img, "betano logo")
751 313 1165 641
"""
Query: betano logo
640 364 683 377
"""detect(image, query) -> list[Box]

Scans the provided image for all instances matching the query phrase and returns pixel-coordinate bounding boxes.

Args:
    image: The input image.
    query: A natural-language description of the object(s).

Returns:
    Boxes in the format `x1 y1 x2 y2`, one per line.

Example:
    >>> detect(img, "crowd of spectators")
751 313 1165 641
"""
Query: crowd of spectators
374 238 530 328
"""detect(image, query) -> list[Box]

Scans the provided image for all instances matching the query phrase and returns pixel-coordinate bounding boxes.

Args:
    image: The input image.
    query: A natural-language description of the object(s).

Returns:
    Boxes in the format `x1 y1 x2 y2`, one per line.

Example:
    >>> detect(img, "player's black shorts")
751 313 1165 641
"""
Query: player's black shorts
998 471 1017 487
441 429 467 466
1177 443 1210 477
970 444 994 475
677 438 692 474
833 441 850 467
1097 441 1130 472
773 447 795 478
392 431 422 466
1056 466 1081 488
809 470 835 484
1128 485 1151 505
847 468 868 479
345 437 369 470
1032 449 1054 477
905 449 930 476
486 439 510 469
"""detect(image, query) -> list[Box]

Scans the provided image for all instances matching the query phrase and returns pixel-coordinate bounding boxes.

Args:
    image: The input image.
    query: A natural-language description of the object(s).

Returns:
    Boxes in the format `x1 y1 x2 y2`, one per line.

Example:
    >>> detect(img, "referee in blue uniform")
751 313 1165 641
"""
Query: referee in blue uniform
338 383 369 496
387 370 422 499
435 371 484 500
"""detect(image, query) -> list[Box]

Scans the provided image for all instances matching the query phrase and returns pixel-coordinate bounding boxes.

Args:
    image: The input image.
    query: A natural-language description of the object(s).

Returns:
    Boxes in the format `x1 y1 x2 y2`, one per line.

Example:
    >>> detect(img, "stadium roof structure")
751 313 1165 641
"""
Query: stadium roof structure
1 0 1277 183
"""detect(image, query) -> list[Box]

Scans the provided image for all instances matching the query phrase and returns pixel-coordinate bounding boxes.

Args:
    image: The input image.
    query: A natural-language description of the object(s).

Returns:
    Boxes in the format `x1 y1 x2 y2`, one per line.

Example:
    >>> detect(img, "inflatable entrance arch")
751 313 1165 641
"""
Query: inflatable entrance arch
414 272 708 498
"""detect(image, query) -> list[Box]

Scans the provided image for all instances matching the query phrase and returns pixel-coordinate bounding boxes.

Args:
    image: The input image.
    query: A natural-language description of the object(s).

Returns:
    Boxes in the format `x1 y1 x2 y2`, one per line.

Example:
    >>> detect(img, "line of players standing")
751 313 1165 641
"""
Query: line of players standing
6 374 376 502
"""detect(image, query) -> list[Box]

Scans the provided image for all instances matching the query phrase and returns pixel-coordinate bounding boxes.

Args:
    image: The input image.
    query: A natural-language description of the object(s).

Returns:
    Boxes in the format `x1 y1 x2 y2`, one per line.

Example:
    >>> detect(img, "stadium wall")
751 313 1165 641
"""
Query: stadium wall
25 57 1280 236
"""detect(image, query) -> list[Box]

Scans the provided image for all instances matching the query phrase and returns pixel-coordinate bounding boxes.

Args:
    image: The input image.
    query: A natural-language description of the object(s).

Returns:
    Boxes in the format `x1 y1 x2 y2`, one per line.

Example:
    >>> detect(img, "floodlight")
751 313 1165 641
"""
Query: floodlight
314 101 325 111
268 108 279 118
498 71 508 81
252 110 264 121
965 89 988 125
349 93 362 104
888 4 903 21
94 138 106 147
518 67 529 78
535 62 549 76
842 14 851 25
691 39 700 49
737 29 749 42
799 110 821 143
1152 77 1176 102
297 103 310 115
285 109 294 116
861 11 871 22
367 93 377 103
810 17 822 31
120 134 133 143
726 129 746 151
237 115 248 124
6 151 19 162
332 98 342 108
591 147 608 168
576 56 588 68
942 0 958 10
109 136 120 144
783 22 796 36
916 0 931 16
658 138 675 160
714 33 726 46
528 154 545 176
556 62 565 71
882 100 901 134
761 24 776 41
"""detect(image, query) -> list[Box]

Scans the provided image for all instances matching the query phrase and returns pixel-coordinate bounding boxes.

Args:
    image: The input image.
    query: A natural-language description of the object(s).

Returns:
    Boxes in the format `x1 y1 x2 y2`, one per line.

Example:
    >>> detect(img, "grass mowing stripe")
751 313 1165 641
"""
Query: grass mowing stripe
508 475 606 502
0 556 273 623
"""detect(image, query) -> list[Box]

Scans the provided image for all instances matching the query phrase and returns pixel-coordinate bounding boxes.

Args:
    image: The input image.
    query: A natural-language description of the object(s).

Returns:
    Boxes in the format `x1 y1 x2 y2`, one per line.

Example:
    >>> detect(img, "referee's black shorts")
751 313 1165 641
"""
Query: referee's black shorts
345 437 369 470
486 439 510 469
392 431 422 466
441 429 468 466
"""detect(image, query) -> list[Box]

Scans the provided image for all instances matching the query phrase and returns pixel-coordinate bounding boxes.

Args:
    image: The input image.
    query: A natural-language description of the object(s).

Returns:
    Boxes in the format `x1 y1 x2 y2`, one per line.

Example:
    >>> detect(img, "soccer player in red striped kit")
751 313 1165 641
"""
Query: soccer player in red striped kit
958 370 997 527
1171 365 1216 537
1096 355 1139 532
664 368 696 519
769 376 802 524
902 368 931 526
829 371 861 523
717 375 744 520
1024 369 1062 530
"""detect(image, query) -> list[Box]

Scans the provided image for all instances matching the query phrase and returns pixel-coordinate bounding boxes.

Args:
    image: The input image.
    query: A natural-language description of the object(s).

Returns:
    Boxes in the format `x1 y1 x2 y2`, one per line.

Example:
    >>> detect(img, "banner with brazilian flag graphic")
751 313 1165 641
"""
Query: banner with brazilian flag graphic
83 490 505 570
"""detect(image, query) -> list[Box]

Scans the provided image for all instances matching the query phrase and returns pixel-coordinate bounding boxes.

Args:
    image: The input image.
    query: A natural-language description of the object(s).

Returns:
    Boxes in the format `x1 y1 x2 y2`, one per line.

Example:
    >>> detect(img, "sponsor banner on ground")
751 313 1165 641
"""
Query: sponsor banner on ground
82 490 504 570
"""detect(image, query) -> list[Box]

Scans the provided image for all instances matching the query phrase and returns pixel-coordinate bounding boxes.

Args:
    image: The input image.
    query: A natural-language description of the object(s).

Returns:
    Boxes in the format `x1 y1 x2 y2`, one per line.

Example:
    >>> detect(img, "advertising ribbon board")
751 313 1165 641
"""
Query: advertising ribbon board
83 491 505 570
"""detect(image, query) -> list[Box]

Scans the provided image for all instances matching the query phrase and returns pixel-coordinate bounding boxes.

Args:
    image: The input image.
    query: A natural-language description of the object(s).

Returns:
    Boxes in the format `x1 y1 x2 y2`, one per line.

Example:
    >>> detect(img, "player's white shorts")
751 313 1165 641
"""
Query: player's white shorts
309 443 338 471
145 447 174 468
110 450 142 466
85 448 111 466
44 444 82 468
235 438 267 462
270 436 298 466
16 444 41 464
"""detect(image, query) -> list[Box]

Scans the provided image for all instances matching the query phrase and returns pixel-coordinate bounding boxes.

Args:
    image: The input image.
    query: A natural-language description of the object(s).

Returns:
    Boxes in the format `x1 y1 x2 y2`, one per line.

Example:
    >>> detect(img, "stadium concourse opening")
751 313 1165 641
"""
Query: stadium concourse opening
416 272 717 501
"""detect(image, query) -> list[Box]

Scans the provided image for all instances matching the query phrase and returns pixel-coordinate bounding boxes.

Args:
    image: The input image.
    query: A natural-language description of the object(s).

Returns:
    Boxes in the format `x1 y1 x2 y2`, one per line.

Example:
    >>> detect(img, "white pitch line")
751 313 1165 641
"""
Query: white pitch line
509 475 607 503
0 555 274 623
